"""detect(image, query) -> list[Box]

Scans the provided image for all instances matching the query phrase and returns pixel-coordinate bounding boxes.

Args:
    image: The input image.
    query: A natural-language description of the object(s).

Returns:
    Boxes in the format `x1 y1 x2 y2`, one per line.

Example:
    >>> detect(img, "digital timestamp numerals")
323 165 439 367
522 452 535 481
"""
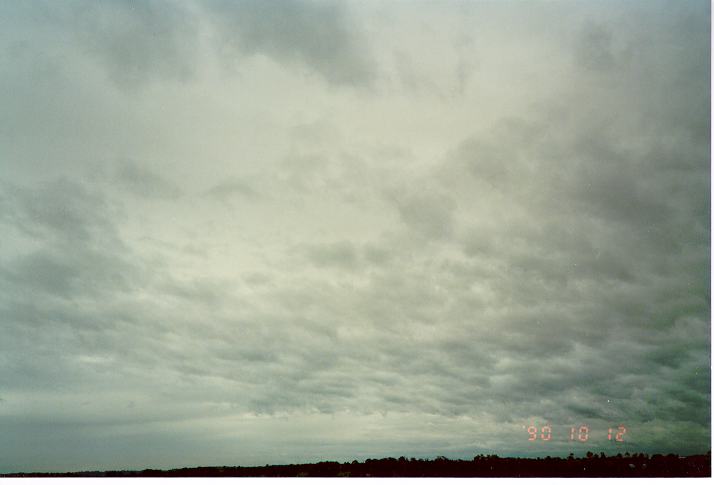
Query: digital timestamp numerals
526 425 627 442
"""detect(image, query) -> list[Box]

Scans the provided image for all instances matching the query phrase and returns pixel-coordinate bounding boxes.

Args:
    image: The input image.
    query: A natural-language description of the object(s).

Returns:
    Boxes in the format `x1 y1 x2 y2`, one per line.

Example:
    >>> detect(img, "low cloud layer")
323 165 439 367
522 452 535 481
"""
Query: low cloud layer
0 0 709 473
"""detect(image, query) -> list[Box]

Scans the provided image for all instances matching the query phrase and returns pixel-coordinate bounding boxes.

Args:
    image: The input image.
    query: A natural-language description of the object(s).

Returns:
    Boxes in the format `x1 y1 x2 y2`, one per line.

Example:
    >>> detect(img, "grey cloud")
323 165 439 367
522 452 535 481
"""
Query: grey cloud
449 117 544 191
114 159 183 199
393 50 438 93
371 0 710 446
279 152 331 191
388 189 456 241
62 0 200 89
205 178 259 201
300 239 398 272
0 247 135 301
574 22 616 71
363 243 395 265
1 0 376 92
0 180 148 399
304 240 358 269
0 179 122 244
206 0 375 87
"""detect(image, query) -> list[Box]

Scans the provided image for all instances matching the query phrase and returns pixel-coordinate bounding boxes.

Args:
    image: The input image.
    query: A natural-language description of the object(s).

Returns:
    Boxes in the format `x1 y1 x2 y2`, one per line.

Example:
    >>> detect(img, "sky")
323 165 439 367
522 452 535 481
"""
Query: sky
0 0 710 474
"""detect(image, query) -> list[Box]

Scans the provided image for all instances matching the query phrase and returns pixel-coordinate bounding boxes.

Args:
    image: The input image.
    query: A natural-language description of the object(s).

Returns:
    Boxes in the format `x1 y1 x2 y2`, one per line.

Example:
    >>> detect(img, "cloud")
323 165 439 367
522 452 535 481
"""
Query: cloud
387 188 456 241
114 159 183 199
0 0 375 92
303 240 359 269
205 178 259 201
0 178 121 244
205 0 376 87
574 22 616 71
0 0 709 474
44 0 201 89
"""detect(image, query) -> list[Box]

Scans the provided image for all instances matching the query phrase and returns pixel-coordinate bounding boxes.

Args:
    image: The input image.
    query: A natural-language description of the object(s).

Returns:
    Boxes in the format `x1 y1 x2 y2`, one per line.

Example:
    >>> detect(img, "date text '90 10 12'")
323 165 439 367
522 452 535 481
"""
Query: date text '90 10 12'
526 425 627 442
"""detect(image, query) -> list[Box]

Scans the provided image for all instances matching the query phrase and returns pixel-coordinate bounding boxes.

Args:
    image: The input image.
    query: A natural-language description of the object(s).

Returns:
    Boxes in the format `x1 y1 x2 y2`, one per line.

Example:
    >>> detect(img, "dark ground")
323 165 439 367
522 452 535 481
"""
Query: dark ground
3 452 710 477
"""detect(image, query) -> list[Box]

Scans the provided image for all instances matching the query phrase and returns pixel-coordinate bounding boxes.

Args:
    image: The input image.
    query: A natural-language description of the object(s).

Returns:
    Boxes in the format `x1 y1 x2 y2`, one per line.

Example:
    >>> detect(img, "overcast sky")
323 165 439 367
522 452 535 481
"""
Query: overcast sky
0 0 710 473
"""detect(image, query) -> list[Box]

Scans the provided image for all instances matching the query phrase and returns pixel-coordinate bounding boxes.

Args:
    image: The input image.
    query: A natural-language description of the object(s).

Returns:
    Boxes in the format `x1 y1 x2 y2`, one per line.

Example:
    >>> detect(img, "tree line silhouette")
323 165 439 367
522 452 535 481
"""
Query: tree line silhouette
3 452 710 477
